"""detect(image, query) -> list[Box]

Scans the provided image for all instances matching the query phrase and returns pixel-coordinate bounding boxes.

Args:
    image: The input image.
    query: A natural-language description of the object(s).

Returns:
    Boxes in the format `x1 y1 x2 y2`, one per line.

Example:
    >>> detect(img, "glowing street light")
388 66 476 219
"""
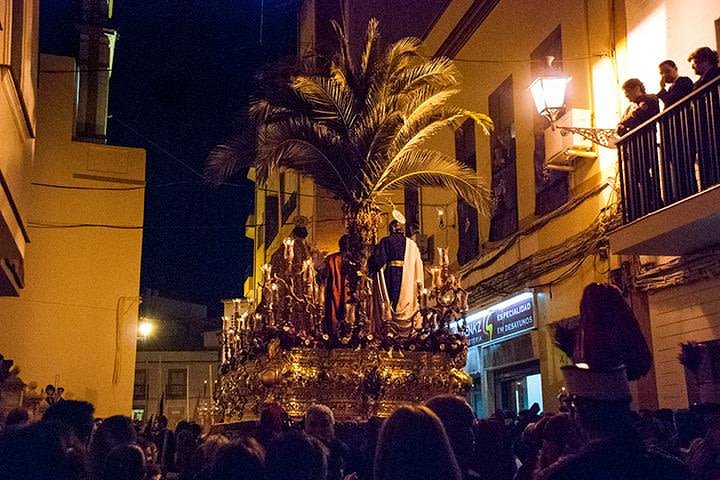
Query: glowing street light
529 75 571 128
138 318 155 340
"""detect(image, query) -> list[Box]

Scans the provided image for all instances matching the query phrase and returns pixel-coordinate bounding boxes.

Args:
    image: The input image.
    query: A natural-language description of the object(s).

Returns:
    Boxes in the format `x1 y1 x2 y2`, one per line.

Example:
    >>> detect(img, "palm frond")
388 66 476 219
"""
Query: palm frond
292 75 356 134
389 107 493 167
360 18 380 76
373 150 491 213
390 56 460 95
205 115 257 184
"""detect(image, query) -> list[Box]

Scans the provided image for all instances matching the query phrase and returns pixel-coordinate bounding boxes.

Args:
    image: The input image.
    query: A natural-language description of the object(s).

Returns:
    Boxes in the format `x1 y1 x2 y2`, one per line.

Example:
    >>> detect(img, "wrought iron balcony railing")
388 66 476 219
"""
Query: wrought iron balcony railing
617 75 720 224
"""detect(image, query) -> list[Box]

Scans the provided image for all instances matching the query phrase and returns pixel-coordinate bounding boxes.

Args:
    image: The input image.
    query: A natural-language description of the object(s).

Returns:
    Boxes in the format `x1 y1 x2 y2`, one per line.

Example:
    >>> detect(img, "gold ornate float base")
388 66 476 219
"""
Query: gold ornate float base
217 342 470 422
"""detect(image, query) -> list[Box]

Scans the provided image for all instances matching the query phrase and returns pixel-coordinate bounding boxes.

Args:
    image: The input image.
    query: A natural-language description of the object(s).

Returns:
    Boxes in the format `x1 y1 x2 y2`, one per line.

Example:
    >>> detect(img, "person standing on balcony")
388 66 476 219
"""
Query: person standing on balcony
617 79 660 136
688 47 720 90
657 60 693 109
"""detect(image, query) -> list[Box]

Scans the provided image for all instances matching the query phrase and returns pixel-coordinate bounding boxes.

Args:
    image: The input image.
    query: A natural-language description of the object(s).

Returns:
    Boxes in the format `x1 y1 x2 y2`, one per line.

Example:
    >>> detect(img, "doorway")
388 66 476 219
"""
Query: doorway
494 361 543 415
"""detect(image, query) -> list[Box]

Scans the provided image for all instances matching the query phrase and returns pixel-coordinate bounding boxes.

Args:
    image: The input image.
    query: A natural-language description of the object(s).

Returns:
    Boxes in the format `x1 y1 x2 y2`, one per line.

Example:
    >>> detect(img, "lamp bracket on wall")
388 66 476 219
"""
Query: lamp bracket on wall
558 127 617 149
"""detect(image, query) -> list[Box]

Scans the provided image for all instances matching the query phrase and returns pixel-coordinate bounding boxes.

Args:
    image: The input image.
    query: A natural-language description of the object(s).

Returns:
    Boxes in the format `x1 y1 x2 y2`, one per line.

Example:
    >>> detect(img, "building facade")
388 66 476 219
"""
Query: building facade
133 349 219 429
0 0 38 296
422 0 720 416
0 0 146 417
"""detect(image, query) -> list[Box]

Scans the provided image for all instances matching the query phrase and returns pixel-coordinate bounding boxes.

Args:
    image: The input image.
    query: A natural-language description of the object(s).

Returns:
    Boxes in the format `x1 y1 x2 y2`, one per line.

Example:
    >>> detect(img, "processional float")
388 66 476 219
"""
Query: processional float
215 234 473 422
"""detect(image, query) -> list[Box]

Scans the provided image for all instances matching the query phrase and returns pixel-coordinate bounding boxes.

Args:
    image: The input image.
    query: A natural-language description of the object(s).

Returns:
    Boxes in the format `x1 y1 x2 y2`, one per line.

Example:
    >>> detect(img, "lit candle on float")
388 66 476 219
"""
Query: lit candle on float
430 266 442 289
283 237 295 264
437 247 449 267
261 263 273 283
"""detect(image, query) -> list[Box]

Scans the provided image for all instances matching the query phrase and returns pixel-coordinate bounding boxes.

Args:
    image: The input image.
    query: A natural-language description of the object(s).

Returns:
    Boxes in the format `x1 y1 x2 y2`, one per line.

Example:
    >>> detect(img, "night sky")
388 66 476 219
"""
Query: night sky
41 0 298 315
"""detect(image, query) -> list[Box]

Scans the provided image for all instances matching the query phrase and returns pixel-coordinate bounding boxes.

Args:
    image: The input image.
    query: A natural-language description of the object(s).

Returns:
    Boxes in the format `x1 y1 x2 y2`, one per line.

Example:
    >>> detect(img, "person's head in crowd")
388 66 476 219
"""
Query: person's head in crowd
265 430 327 480
688 47 719 76
175 428 197 473
425 395 475 475
257 402 287 448
659 59 680 84
572 395 633 441
472 419 514 480
622 78 646 103
374 405 461 480
42 399 95 445
56 387 65 400
175 420 190 436
136 434 158 464
155 415 168 430
305 403 335 444
4 408 29 428
145 463 161 480
88 415 137 477
190 421 202 440
0 419 86 480
185 434 231 480
101 444 146 480
210 437 265 480
536 413 578 470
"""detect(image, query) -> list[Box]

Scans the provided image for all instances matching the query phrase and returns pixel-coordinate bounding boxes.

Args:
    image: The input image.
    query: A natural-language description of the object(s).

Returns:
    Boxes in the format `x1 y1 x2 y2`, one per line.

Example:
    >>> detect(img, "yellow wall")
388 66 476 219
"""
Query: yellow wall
0 54 146 417
420 0 627 412
0 0 39 293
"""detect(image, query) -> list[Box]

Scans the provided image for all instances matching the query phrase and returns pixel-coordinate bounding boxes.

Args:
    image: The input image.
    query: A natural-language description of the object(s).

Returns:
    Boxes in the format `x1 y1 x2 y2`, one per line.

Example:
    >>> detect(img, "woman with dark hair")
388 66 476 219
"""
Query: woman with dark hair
88 415 137 479
100 444 146 480
207 437 264 480
374 405 461 480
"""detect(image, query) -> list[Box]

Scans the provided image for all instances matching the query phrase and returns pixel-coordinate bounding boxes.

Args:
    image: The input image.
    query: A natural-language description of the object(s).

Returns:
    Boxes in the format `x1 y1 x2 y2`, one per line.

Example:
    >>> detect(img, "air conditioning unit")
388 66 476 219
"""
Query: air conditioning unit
544 108 596 171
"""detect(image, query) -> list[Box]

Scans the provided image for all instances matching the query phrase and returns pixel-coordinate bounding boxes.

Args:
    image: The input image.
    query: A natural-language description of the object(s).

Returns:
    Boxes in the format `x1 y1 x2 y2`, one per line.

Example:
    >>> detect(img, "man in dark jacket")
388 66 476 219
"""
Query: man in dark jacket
689 47 720 90
616 78 660 135
657 60 693 108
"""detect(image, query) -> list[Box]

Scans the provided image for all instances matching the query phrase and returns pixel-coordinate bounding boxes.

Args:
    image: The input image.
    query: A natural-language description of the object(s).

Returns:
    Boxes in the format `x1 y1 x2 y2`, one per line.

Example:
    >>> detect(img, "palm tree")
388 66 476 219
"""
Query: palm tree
208 18 492 271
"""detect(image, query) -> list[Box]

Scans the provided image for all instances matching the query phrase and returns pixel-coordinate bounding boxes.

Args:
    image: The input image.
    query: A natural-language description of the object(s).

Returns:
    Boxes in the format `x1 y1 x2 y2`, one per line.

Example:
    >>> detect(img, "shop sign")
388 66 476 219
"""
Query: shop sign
464 292 535 347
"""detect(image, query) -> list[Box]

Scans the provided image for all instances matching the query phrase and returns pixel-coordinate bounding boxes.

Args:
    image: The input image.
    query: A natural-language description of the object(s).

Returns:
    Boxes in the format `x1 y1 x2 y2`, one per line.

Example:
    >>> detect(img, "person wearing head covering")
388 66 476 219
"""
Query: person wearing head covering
368 215 424 334
538 283 688 480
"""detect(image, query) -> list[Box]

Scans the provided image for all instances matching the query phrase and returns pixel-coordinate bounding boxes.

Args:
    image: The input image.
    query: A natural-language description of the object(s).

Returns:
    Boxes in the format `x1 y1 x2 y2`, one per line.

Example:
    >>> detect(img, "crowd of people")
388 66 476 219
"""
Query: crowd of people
3 392 720 480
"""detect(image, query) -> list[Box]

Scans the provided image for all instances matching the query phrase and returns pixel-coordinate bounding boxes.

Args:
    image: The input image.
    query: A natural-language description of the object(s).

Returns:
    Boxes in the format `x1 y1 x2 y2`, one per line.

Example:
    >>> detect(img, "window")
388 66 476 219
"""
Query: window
133 369 147 400
166 369 187 399
531 26 569 215
10 0 25 86
281 172 299 224
264 195 279 249
404 186 420 235
488 75 518 241
455 119 480 265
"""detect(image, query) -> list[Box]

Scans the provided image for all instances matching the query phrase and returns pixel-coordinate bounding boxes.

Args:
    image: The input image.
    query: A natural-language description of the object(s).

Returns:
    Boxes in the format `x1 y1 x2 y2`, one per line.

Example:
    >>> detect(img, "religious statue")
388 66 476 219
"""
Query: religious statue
368 217 424 335
318 234 351 342
269 216 323 297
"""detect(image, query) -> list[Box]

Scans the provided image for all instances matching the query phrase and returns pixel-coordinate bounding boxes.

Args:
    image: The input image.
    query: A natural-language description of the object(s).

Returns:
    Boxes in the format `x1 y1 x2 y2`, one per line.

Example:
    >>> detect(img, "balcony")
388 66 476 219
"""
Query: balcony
610 76 720 256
